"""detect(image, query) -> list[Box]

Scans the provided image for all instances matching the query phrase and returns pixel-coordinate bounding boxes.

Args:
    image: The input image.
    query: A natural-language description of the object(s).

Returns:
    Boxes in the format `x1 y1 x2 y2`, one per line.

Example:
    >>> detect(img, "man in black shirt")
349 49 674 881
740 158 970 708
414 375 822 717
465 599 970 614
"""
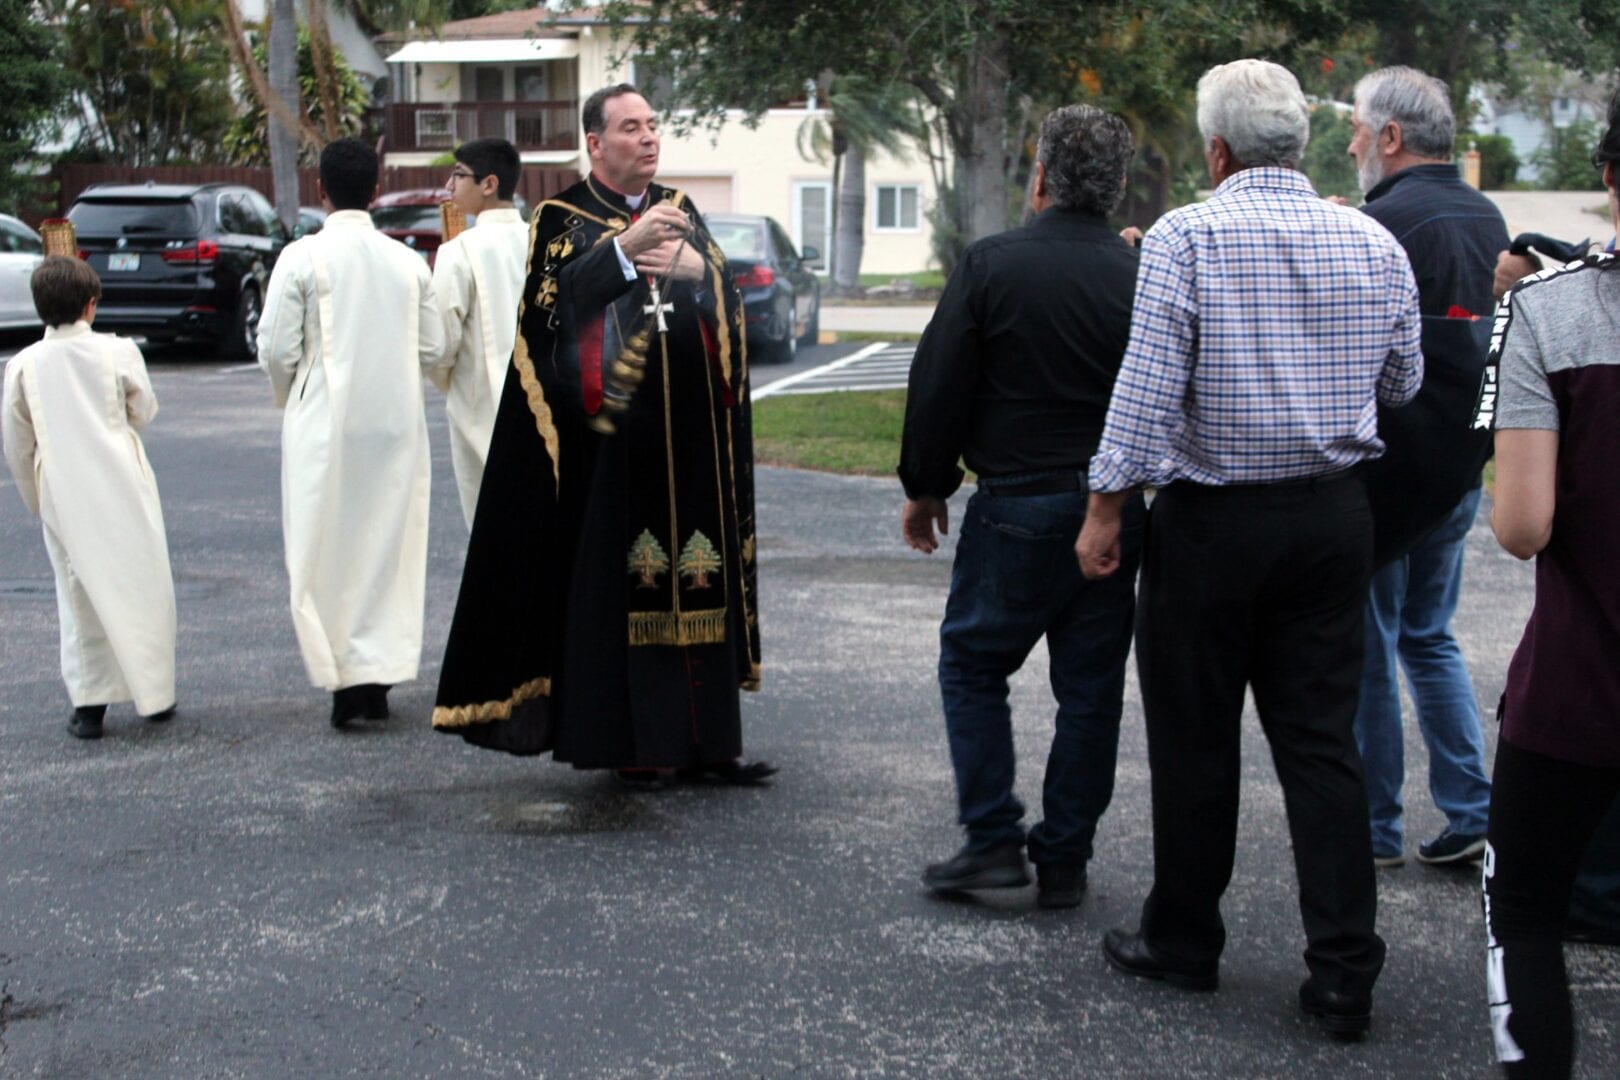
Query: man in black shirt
898 105 1143 909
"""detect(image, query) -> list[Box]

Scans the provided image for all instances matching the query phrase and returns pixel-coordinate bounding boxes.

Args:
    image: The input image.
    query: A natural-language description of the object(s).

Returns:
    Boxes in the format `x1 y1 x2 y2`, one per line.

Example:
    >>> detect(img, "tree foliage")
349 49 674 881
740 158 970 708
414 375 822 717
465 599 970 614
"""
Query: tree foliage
0 0 75 215
48 0 236 165
223 26 369 166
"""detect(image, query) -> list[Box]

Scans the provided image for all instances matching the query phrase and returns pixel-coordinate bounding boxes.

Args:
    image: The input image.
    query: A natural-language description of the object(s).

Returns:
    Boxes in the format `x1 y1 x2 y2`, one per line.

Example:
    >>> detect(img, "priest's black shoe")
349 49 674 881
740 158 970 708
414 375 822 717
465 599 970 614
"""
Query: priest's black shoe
143 704 177 723
68 704 106 740
1101 928 1219 991
1298 978 1372 1040
1036 862 1086 909
330 687 367 729
675 759 778 786
921 842 1030 893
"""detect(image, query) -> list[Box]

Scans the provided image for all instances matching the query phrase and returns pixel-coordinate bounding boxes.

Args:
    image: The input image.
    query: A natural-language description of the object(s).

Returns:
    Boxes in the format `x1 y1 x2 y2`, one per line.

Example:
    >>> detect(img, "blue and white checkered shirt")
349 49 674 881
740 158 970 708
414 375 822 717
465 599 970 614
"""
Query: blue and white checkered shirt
1089 168 1423 492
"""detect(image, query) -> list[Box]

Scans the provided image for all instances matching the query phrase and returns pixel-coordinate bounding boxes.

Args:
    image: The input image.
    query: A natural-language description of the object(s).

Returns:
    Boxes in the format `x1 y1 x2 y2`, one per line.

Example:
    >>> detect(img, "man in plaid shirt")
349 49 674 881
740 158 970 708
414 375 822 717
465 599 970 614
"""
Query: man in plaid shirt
1076 58 1422 1040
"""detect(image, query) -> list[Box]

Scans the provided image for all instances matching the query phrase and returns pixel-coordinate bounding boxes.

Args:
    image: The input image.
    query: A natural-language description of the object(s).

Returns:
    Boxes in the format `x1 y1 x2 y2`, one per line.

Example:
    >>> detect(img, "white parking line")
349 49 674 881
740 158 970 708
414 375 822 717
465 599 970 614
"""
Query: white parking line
215 363 263 376
752 341 891 401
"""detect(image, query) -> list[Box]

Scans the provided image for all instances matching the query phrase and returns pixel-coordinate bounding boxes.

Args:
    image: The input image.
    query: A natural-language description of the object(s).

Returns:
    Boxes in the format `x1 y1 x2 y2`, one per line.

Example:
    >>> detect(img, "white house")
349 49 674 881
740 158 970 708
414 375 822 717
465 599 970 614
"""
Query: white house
377 6 942 274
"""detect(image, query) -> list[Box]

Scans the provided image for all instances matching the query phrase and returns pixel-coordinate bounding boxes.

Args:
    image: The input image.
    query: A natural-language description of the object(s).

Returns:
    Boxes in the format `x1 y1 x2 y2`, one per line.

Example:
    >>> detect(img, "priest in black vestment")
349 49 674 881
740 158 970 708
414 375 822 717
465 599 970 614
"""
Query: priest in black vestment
432 83 770 786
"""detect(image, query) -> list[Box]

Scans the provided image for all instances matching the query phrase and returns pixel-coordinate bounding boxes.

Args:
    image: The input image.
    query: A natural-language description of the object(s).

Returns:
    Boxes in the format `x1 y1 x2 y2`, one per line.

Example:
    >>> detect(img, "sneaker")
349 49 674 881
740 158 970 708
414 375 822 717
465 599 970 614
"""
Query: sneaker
1373 849 1405 869
1416 829 1486 865
1035 863 1087 909
921 842 1029 893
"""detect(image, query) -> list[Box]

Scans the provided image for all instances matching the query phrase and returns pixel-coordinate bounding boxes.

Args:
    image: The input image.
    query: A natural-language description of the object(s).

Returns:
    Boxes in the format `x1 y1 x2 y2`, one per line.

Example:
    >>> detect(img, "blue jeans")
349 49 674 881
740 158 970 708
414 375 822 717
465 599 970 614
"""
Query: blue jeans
1353 485 1491 855
937 479 1144 866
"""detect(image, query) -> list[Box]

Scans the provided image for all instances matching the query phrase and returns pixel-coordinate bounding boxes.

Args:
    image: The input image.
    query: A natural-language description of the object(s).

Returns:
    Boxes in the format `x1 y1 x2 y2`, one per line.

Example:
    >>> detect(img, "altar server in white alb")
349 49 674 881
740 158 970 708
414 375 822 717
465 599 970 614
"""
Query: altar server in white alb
2 256 177 739
430 137 530 527
257 137 447 728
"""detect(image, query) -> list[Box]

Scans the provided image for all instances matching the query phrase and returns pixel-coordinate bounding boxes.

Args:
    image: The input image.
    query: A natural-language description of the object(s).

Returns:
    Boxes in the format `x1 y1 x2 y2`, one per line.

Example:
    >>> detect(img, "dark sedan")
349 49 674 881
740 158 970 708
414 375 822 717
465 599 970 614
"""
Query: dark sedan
707 213 821 362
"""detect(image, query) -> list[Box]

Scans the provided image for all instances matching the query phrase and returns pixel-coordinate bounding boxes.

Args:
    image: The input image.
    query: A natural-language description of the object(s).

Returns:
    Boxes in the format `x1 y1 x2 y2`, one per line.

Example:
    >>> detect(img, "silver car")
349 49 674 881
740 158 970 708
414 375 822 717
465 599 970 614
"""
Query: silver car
0 214 45 331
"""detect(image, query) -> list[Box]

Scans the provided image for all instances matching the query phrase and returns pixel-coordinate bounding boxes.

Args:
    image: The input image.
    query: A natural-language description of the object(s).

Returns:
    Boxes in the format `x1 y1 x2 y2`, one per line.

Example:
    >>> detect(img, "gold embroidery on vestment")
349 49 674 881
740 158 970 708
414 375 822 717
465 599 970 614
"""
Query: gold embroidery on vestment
431 676 550 728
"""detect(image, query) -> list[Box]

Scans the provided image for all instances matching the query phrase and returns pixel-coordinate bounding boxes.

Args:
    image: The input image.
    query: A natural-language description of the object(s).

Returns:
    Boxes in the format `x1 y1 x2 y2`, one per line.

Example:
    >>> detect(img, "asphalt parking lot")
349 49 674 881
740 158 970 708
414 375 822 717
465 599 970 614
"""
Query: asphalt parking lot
0 343 1615 1078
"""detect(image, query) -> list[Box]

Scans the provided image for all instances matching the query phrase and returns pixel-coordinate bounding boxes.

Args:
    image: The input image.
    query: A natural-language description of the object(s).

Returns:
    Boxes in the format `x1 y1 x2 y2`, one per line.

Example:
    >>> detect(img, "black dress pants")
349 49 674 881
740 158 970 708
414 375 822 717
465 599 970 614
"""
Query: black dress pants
1135 473 1386 995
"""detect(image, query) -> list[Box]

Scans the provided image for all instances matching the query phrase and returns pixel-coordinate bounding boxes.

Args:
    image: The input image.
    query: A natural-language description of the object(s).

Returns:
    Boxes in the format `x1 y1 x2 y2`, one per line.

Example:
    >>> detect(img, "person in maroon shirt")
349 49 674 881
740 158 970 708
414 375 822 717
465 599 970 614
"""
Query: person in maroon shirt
1481 87 1620 1079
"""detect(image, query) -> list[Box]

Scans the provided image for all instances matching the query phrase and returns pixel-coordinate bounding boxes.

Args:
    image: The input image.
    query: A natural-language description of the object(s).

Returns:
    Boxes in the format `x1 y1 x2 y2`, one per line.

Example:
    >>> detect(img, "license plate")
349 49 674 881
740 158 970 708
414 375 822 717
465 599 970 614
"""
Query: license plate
108 253 139 271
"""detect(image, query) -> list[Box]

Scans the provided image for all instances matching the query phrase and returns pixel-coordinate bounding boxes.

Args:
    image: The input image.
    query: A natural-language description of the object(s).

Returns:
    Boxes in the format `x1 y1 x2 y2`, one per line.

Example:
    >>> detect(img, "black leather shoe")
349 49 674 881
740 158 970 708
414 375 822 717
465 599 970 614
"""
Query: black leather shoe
1036 863 1087 909
676 759 778 786
143 704 177 723
361 684 390 720
68 705 106 740
1101 928 1218 991
330 687 366 729
1299 979 1371 1039
922 843 1030 893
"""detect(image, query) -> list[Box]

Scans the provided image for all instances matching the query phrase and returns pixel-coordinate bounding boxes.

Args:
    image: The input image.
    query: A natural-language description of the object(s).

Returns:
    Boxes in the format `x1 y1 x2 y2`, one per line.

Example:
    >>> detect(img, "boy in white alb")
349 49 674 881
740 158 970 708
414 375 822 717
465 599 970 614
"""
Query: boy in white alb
430 137 530 527
1 256 178 739
257 137 447 728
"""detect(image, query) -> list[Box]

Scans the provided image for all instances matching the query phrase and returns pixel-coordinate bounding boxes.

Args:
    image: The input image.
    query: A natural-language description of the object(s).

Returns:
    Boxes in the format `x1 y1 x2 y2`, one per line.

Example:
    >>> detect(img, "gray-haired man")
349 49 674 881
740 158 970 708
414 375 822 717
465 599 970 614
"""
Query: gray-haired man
900 105 1143 910
1346 66 1506 871
1078 59 1423 1038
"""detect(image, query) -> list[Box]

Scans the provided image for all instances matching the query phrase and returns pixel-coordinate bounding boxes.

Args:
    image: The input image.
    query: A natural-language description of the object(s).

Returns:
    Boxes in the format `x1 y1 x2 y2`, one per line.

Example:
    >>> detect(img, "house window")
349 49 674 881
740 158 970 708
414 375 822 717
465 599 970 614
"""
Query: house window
874 184 920 231
629 58 679 113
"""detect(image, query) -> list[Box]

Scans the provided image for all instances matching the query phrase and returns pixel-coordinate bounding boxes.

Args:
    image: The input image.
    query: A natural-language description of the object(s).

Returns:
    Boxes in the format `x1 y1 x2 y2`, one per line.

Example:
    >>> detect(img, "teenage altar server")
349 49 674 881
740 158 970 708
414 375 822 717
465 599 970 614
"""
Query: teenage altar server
430 137 530 527
257 137 447 727
2 255 177 739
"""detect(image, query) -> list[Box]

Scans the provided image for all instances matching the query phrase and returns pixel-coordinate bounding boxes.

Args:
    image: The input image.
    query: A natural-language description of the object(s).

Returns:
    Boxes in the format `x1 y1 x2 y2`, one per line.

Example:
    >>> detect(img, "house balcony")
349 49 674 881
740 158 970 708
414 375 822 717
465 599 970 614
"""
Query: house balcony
383 101 578 154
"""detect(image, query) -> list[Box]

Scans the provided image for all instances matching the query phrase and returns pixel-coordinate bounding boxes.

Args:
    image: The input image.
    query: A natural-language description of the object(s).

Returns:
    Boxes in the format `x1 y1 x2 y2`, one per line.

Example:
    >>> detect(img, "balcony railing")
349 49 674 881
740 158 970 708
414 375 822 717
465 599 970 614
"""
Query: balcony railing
384 101 579 154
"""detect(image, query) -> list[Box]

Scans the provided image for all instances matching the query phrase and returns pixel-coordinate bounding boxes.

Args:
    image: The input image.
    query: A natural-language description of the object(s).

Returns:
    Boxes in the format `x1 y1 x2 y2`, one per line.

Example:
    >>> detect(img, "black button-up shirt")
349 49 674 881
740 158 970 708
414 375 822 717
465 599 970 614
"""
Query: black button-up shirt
1361 163 1508 318
898 208 1138 500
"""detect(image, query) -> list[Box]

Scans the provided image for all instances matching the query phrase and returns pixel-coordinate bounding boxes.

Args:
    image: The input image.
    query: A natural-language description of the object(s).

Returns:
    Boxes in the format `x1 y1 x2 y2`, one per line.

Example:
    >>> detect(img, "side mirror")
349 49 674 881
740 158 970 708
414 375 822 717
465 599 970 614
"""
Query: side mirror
800 245 820 263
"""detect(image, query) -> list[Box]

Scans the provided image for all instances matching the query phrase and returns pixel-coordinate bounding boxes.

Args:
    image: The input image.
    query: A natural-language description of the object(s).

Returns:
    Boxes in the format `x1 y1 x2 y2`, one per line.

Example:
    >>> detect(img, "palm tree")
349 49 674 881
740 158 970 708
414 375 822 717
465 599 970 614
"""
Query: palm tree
797 74 922 292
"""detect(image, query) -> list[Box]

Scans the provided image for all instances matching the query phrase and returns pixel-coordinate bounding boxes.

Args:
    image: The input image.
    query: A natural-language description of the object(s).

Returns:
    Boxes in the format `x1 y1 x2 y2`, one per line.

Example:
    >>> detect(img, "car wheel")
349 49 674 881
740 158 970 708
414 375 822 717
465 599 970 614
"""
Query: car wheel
798 286 821 347
220 285 262 361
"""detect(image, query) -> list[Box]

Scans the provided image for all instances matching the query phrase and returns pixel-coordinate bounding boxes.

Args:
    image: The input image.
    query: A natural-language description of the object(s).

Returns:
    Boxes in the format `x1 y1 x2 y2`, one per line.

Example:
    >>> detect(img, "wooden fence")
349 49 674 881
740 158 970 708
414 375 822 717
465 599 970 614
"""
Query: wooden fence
35 163 580 227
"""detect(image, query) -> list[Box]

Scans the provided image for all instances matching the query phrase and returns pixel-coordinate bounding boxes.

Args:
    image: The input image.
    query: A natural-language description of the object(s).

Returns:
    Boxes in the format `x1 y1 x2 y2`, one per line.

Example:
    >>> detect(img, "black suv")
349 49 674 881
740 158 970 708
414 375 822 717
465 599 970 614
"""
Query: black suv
68 182 287 359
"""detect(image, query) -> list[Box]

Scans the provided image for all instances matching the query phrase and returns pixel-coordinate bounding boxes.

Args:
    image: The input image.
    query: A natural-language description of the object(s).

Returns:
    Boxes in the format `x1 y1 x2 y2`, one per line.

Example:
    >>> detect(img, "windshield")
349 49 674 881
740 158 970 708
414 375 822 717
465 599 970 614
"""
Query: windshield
370 206 442 232
710 221 766 261
69 199 200 236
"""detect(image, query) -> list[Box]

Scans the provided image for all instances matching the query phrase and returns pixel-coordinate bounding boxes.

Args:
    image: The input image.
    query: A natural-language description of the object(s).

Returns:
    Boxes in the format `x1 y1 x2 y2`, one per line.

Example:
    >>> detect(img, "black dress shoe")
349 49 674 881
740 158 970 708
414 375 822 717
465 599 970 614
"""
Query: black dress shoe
675 759 778 786
1036 863 1087 909
143 704 177 723
330 687 366 729
68 704 106 740
361 684 390 720
1299 978 1372 1039
1101 928 1219 991
613 768 678 791
922 843 1030 893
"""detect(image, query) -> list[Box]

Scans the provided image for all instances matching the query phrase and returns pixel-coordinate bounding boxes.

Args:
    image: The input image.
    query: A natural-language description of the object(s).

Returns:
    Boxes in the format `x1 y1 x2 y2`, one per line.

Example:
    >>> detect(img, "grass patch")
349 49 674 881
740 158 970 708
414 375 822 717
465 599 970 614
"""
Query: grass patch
753 388 907 475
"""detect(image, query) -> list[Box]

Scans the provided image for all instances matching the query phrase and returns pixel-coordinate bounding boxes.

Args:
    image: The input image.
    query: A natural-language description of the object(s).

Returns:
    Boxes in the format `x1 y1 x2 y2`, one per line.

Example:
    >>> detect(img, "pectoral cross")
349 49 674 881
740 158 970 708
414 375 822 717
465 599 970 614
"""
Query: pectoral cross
643 281 675 334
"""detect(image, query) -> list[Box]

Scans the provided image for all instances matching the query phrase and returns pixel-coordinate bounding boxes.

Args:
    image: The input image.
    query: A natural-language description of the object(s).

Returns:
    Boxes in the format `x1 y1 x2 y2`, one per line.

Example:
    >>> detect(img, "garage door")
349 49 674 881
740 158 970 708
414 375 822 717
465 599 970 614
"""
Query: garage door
662 175 734 214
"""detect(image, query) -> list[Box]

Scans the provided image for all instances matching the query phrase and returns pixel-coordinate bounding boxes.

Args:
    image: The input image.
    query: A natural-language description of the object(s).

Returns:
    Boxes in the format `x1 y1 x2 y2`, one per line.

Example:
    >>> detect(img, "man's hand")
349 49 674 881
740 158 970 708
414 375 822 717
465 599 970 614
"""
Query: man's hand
1119 225 1144 246
1493 250 1541 301
902 497 949 554
618 202 691 259
1075 491 1128 580
633 237 705 282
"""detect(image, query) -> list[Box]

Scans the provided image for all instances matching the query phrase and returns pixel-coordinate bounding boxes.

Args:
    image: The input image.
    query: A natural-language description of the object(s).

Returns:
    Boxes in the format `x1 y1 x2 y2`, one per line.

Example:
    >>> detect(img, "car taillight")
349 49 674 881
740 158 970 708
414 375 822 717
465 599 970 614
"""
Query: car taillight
162 239 219 265
732 264 775 288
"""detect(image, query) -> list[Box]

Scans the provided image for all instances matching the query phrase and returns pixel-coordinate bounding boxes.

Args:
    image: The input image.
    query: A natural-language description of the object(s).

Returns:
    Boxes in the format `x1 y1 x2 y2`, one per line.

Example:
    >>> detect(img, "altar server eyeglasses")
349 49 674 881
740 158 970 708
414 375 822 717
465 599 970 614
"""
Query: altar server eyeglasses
448 169 477 183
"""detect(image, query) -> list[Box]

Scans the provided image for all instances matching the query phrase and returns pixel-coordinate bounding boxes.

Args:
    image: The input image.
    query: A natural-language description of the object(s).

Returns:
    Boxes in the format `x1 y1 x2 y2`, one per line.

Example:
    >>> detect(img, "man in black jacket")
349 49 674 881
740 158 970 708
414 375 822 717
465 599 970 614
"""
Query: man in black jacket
898 105 1142 909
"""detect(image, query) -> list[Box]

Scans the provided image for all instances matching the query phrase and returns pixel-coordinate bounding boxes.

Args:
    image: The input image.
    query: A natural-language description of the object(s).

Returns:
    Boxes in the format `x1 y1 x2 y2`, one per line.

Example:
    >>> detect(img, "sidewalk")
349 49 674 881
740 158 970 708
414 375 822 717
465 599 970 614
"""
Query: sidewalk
820 302 936 336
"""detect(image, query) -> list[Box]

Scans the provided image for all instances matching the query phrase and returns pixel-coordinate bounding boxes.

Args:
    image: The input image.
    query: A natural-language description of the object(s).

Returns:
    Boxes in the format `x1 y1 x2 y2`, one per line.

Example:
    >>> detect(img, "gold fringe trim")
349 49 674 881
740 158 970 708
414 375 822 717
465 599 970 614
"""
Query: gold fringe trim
628 608 727 647
514 209 561 494
431 676 551 729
